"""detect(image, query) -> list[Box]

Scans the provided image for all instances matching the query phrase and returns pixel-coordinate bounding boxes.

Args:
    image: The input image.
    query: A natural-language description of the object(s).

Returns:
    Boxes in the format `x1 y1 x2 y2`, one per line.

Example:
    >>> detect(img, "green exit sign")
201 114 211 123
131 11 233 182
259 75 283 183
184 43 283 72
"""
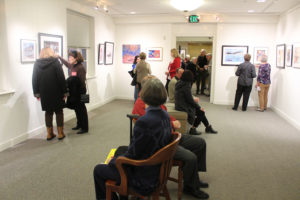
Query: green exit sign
189 15 200 23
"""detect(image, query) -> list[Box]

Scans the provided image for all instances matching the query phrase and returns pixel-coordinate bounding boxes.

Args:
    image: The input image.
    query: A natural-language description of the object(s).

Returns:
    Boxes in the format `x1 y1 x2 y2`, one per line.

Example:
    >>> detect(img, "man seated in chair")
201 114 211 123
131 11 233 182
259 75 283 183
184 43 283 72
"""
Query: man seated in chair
168 68 184 103
132 75 210 199
93 79 172 200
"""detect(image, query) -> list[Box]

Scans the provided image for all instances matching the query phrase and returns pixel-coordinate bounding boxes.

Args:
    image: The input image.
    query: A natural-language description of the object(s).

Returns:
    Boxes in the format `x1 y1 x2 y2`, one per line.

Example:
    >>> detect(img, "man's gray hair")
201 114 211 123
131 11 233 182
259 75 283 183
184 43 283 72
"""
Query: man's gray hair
261 55 268 63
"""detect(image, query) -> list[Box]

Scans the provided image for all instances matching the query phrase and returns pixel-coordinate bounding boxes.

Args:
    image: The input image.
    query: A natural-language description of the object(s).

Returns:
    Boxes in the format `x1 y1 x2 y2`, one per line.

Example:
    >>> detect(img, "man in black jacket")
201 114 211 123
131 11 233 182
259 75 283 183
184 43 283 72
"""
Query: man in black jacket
186 57 198 82
232 54 257 111
196 50 209 95
175 70 217 135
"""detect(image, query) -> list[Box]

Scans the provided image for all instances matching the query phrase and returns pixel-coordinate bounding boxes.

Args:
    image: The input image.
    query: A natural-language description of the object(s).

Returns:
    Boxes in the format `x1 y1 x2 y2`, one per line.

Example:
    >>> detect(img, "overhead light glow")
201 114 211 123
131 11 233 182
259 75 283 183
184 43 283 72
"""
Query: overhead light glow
256 0 266 2
170 0 204 12
130 11 136 14
248 9 255 13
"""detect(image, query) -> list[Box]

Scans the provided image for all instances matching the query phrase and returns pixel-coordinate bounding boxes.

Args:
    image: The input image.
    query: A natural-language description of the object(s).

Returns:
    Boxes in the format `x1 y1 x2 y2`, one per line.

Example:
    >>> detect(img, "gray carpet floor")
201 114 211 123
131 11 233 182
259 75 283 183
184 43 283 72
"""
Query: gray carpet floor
0 98 300 200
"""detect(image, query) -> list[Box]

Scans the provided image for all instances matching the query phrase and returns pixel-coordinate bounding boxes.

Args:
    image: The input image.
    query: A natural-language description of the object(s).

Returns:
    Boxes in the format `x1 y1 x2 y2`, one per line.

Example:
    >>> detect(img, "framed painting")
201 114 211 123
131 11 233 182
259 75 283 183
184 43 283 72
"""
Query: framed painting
253 47 268 64
20 39 36 63
147 47 163 61
276 44 285 68
221 45 248 66
38 33 63 56
105 42 114 65
122 44 141 64
292 43 300 68
285 45 293 67
179 49 186 59
98 44 104 65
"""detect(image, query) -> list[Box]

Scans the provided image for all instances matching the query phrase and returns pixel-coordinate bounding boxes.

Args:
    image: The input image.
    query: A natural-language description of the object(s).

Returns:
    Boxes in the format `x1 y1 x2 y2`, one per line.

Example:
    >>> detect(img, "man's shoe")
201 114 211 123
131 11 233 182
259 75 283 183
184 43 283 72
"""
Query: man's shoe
183 187 209 199
72 126 81 130
242 108 247 111
189 128 201 135
256 108 264 112
199 180 209 188
232 107 237 111
77 129 88 134
205 125 218 134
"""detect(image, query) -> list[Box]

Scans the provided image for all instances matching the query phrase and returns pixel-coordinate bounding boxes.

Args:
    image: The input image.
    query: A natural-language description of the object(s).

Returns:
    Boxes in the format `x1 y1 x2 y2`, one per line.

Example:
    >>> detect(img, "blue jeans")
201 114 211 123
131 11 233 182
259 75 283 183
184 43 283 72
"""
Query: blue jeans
134 85 139 103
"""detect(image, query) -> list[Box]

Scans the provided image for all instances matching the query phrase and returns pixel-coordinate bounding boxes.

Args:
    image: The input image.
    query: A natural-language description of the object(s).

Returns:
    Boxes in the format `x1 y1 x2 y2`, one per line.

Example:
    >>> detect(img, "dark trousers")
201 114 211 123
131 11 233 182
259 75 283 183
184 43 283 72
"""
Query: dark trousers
174 134 207 191
165 79 170 94
196 72 208 94
45 110 63 127
94 164 123 200
233 84 252 110
194 108 209 128
74 102 88 130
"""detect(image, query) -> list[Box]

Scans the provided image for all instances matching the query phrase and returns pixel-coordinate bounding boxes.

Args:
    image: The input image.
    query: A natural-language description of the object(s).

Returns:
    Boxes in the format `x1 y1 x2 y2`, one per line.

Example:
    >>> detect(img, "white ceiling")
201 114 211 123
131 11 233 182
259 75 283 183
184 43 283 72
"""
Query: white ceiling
71 0 300 16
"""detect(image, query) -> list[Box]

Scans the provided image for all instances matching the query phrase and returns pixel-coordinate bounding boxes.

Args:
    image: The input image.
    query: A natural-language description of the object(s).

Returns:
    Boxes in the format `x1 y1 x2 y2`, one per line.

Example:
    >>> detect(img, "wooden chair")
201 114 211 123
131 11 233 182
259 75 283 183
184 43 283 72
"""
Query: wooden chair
105 132 182 200
168 160 184 200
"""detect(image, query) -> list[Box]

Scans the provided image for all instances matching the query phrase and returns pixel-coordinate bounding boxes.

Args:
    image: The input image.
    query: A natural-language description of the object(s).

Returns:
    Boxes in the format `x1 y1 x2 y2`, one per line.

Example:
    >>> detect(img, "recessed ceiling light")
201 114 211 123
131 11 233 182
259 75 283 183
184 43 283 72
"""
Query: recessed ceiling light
256 0 266 2
94 6 99 10
248 10 255 13
170 0 204 12
130 11 136 14
103 5 108 11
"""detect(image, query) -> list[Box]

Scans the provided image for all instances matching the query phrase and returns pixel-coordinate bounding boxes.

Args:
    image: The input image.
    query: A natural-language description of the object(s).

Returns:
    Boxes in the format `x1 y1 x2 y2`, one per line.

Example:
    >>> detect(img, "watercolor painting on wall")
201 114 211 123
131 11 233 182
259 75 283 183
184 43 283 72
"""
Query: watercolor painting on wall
147 47 163 61
122 44 141 64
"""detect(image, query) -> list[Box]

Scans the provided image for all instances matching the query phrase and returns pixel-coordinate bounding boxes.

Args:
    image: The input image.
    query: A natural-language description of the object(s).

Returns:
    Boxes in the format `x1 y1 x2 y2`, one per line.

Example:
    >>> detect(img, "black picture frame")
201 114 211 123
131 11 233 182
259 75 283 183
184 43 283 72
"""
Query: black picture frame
38 33 63 57
98 43 104 65
104 42 114 65
221 45 249 66
285 45 293 67
276 44 286 68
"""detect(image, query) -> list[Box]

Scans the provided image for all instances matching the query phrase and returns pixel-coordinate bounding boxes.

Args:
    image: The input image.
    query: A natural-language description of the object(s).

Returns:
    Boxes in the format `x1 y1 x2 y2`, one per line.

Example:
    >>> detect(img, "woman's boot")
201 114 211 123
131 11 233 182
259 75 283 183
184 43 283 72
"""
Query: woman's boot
57 126 65 140
46 127 56 141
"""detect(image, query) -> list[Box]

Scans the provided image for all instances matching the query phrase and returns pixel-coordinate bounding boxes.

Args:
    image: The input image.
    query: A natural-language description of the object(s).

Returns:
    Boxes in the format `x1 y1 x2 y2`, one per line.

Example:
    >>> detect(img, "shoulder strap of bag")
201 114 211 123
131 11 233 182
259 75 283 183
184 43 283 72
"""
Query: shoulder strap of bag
85 80 89 94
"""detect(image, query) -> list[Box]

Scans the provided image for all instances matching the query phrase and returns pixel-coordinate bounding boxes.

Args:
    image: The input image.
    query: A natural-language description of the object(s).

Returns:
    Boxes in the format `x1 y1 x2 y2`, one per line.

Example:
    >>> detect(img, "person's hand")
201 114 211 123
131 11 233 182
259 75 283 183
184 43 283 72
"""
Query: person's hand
200 107 205 112
37 97 40 101
165 71 169 76
200 68 204 71
194 97 200 103
107 157 113 164
54 54 59 58
172 120 181 129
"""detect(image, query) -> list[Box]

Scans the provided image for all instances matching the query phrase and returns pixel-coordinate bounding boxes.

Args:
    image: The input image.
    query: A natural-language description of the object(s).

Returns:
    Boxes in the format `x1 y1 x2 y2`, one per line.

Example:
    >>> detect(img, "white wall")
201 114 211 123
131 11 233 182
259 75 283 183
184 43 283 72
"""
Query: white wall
271 5 300 130
0 0 116 151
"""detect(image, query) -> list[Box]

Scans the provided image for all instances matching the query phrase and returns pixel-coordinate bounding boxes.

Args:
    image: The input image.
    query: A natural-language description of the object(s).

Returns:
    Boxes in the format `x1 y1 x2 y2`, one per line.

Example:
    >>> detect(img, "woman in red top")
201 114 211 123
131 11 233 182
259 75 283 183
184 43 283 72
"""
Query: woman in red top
165 48 181 94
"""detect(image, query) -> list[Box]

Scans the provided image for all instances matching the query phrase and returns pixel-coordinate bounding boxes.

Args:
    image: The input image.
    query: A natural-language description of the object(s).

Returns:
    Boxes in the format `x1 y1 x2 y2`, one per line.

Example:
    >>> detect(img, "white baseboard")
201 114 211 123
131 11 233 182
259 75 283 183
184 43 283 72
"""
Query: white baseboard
0 96 116 152
271 105 300 131
115 96 134 101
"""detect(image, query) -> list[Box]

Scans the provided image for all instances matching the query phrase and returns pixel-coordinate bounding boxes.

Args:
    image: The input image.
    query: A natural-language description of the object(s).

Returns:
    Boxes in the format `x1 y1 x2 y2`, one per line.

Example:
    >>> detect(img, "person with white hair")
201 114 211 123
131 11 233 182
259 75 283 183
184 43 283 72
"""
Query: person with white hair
196 49 208 95
256 55 271 112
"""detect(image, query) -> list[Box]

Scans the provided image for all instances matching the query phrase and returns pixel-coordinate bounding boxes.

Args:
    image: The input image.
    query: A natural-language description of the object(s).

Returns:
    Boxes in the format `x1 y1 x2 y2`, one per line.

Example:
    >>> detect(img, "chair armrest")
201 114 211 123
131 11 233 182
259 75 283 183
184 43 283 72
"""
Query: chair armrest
126 114 140 119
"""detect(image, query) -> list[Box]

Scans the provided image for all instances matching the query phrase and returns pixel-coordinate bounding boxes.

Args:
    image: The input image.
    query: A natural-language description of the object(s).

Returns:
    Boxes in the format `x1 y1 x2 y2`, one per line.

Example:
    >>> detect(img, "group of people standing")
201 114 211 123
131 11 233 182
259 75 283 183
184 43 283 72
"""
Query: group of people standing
32 48 89 141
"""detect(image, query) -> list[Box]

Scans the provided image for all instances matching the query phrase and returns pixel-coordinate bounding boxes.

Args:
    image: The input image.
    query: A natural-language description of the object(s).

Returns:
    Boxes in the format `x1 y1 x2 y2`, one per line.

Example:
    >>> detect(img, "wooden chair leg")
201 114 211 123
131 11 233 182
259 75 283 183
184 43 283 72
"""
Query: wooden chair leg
178 167 183 200
163 185 171 200
152 192 159 200
106 187 112 200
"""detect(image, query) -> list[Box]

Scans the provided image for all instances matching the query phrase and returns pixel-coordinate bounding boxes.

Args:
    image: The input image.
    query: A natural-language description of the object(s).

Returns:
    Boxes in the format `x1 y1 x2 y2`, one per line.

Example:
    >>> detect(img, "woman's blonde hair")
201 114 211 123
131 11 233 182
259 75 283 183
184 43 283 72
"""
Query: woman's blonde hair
39 48 55 59
171 48 179 58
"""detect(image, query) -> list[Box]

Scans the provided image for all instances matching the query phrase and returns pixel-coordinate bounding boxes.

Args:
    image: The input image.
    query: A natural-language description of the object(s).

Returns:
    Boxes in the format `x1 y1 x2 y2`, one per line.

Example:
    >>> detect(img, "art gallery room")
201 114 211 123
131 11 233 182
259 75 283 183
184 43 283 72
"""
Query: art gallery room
1 0 300 199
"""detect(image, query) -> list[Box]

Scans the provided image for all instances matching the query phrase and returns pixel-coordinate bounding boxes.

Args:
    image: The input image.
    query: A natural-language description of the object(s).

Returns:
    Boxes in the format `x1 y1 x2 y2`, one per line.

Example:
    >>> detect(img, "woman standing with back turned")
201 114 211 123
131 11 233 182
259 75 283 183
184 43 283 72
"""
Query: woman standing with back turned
32 48 67 140
256 55 271 112
59 51 89 134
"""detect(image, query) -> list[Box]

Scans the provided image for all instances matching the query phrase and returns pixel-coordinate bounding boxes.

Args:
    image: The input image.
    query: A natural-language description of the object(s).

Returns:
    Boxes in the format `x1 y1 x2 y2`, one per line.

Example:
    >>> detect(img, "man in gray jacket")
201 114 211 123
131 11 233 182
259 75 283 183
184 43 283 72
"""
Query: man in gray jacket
232 54 256 111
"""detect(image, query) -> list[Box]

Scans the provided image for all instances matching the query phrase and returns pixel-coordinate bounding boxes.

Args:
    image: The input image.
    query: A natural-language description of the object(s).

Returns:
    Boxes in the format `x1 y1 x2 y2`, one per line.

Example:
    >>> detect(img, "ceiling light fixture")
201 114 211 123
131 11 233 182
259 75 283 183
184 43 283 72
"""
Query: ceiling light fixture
256 0 266 2
103 5 108 11
130 11 136 14
170 0 204 12
248 9 255 13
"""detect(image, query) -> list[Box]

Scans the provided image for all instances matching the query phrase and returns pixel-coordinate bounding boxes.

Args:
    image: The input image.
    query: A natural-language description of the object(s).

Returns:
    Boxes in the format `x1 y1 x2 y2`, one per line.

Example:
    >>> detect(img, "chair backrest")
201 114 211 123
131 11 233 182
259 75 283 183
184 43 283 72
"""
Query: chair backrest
115 132 181 195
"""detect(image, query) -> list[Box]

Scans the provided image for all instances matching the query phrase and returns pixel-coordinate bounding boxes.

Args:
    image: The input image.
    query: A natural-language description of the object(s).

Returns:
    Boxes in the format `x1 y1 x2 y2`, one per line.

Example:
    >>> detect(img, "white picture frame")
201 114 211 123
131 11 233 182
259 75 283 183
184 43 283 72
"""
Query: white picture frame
253 47 269 64
147 47 163 61
20 39 36 63
276 44 285 68
292 43 300 68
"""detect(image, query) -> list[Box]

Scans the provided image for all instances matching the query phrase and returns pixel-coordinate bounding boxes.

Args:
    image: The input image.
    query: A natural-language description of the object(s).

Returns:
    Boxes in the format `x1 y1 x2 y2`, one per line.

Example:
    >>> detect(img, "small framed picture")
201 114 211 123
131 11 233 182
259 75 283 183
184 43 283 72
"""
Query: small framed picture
38 33 63 57
98 44 105 65
20 39 36 63
285 45 293 67
292 43 300 68
147 47 163 61
276 44 286 68
104 42 114 65
253 47 268 64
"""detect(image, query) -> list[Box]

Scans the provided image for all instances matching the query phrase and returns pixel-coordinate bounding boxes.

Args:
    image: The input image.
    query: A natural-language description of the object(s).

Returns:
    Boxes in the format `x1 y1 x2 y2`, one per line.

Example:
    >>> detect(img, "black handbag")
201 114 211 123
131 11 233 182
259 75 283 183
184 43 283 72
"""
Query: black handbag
80 81 90 103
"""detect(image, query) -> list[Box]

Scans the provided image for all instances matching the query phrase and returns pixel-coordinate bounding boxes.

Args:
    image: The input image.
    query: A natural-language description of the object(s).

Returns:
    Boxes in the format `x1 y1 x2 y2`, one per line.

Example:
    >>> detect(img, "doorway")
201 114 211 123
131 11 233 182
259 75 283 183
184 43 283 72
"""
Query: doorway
176 37 214 103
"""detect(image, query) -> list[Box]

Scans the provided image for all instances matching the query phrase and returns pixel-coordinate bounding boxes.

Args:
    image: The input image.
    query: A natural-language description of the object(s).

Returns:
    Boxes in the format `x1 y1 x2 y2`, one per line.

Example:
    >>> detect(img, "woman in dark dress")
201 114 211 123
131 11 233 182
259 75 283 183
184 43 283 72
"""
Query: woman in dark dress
32 48 67 140
59 51 88 134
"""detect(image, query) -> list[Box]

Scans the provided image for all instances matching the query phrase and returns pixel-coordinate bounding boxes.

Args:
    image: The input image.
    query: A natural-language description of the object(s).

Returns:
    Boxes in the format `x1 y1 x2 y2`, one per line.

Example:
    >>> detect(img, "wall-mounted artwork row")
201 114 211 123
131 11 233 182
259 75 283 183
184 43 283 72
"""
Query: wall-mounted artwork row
105 42 114 65
276 44 285 68
38 33 63 57
293 43 300 68
221 45 249 66
20 39 36 63
122 45 141 64
98 44 104 65
253 47 268 64
147 47 163 61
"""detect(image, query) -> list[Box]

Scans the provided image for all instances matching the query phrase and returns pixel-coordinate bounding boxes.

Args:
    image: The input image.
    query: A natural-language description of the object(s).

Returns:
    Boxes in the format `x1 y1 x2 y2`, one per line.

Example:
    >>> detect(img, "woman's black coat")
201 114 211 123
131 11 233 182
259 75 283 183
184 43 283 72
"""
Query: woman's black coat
32 57 67 111
66 76 85 109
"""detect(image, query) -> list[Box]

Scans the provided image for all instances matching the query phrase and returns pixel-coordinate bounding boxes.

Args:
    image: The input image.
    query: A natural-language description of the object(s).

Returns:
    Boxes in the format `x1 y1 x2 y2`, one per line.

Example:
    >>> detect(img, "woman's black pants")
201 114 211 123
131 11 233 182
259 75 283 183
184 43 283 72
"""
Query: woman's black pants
74 102 88 131
193 108 209 128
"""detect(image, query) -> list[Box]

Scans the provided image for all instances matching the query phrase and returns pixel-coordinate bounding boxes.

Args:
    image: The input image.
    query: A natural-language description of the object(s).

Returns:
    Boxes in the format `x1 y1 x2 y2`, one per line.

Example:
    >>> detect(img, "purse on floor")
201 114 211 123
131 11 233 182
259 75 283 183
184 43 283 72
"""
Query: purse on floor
80 81 90 103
